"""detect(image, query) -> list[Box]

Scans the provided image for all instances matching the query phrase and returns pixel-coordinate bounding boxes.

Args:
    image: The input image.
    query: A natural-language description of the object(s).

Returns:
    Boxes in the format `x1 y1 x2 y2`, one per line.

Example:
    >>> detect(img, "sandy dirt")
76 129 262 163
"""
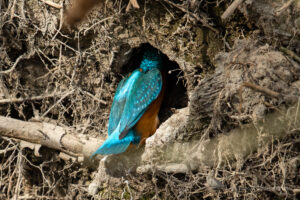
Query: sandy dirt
0 0 299 199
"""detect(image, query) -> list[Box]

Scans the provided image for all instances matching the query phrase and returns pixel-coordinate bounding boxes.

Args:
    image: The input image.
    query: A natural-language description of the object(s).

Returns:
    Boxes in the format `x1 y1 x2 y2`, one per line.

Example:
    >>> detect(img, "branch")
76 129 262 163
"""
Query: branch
0 116 104 159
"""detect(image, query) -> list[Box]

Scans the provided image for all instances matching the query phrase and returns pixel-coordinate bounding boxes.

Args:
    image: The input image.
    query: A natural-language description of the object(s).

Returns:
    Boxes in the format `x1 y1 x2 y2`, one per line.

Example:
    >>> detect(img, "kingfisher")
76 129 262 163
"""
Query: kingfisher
92 47 165 156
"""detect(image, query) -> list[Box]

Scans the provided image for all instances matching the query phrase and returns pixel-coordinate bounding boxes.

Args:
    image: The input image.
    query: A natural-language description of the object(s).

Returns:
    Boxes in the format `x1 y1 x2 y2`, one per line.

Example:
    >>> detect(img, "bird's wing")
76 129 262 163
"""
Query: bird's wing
107 76 128 135
118 68 162 139
92 68 162 156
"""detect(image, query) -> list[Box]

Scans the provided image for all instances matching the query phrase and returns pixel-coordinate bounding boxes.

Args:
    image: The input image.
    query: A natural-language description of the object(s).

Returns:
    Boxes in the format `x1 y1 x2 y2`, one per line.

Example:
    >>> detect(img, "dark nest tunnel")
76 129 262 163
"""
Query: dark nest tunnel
114 43 189 124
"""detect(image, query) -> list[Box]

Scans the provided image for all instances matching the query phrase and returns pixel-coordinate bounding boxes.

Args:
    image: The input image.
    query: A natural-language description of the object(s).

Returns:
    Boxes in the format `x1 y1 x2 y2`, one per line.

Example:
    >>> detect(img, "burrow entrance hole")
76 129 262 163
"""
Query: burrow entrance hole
115 43 188 123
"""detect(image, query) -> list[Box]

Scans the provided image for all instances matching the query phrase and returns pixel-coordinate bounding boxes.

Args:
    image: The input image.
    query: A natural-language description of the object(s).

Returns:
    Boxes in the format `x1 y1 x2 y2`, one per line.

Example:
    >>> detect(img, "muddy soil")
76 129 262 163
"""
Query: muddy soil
0 0 299 199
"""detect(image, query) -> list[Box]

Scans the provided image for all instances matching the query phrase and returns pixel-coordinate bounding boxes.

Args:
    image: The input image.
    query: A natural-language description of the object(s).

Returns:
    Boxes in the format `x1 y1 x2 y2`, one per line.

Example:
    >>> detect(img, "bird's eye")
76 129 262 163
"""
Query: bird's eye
139 68 143 72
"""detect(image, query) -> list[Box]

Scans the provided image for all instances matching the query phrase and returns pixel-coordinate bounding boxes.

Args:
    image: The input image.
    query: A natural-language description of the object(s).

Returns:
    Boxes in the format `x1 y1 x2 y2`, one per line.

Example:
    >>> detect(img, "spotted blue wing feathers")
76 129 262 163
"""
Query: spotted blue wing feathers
119 68 162 139
93 68 162 155
107 77 128 135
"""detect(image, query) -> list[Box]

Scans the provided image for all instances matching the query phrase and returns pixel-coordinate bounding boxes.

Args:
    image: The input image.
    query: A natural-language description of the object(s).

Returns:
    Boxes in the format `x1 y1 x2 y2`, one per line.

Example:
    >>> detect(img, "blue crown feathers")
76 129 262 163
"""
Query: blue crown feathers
140 48 163 71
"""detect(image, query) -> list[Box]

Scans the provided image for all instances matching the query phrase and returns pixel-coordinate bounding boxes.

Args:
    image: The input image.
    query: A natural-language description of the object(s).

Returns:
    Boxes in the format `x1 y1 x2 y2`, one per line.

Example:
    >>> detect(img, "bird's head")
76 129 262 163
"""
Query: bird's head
140 48 163 71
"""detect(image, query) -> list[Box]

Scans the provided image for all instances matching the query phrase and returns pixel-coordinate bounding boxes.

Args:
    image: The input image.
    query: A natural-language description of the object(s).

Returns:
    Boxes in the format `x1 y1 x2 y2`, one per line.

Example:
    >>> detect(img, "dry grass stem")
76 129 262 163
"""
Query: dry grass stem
39 0 62 9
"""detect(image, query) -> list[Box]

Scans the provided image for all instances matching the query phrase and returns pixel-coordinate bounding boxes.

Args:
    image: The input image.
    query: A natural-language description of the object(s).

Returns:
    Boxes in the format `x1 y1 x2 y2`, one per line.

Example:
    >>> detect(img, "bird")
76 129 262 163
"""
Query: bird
92 47 165 156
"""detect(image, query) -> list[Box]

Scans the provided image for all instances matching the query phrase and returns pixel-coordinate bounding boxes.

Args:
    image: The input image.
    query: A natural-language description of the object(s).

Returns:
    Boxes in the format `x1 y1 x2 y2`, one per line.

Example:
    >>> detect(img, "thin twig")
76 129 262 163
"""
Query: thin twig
0 49 36 75
9 0 17 21
14 151 23 199
0 146 17 154
242 82 280 98
82 16 114 35
51 1 64 40
39 0 62 9
41 89 75 117
239 81 299 112
239 82 280 113
294 98 300 125
0 92 71 104
263 101 285 115
162 0 218 33
19 0 26 20
0 76 9 98
126 0 140 12
275 0 295 16
7 147 18 197
279 47 300 63
221 0 244 21
55 39 79 53
0 53 26 75
78 88 107 105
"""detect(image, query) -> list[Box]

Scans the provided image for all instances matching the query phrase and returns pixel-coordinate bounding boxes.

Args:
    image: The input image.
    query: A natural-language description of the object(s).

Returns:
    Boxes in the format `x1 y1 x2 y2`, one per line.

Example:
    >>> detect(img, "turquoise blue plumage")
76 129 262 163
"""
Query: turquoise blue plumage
92 48 163 156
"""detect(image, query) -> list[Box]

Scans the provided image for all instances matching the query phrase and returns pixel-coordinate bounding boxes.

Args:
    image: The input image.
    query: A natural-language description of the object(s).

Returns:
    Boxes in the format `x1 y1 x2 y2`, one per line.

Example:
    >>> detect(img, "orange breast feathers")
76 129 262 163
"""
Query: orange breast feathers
134 74 166 145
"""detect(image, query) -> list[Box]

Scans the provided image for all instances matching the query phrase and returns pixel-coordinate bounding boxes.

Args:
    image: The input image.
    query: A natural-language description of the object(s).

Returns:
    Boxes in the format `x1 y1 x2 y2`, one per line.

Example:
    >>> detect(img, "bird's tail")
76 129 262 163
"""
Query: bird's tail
91 129 140 157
